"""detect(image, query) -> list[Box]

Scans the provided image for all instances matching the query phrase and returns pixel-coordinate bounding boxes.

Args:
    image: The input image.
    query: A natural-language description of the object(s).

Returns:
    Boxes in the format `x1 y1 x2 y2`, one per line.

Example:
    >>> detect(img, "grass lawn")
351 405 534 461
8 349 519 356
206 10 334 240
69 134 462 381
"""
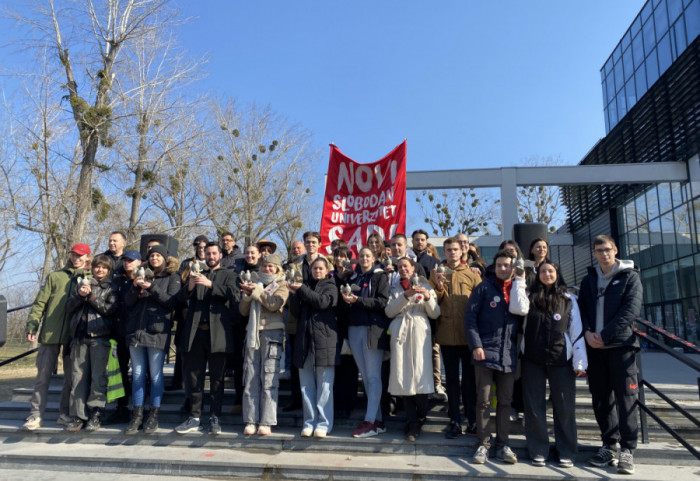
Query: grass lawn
0 341 42 402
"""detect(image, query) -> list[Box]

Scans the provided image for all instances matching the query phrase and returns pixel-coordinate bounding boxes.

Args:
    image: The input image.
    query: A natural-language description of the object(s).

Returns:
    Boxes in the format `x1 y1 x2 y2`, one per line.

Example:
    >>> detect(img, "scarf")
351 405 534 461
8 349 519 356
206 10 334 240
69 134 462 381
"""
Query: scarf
496 277 512 304
245 282 265 350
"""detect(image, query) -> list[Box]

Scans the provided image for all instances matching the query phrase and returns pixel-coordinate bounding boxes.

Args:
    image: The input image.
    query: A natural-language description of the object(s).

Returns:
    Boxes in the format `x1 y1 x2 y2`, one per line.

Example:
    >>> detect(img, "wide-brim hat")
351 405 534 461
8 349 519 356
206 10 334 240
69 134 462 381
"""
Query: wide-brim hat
256 238 277 253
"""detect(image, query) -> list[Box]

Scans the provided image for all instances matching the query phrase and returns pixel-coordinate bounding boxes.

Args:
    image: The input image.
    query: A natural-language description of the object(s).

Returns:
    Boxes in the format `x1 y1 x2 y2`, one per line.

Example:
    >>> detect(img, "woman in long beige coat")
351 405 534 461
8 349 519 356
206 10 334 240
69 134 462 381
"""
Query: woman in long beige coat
385 257 440 441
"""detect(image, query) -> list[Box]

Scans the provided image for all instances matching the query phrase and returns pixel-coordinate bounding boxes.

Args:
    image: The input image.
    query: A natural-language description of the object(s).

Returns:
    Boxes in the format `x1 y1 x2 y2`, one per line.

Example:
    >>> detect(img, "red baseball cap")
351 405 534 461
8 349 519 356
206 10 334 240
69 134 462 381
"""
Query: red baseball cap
70 243 91 256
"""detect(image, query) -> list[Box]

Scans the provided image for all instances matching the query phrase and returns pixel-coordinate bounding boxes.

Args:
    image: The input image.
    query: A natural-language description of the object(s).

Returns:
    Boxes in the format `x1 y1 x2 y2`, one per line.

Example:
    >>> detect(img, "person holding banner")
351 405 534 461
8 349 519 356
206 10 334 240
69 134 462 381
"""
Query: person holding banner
341 247 390 438
288 257 339 438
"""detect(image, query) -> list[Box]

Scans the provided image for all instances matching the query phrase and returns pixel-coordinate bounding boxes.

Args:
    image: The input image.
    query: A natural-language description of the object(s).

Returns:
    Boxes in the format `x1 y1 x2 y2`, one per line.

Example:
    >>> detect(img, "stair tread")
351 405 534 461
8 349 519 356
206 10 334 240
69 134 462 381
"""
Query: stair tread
0 435 697 481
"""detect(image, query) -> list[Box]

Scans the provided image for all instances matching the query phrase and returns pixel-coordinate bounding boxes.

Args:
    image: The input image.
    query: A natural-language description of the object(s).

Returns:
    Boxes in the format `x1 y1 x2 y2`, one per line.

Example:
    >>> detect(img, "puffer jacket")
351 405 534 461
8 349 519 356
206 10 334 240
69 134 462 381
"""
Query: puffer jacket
464 276 528 372
66 277 118 339
124 257 181 350
578 261 642 348
430 263 481 346
26 266 89 344
520 293 587 371
341 266 390 350
291 277 339 369
286 254 334 336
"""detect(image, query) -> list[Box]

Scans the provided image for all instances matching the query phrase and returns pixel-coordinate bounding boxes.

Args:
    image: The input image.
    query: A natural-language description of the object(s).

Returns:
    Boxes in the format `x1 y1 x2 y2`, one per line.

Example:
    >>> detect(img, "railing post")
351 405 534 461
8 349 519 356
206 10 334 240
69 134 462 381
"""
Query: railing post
636 352 649 444
0 295 6 348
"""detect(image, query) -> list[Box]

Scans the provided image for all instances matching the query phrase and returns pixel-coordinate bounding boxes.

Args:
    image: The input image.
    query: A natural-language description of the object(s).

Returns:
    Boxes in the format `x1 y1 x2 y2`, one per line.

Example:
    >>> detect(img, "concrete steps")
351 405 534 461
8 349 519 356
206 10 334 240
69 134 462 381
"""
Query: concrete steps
0 434 697 481
1 362 698 479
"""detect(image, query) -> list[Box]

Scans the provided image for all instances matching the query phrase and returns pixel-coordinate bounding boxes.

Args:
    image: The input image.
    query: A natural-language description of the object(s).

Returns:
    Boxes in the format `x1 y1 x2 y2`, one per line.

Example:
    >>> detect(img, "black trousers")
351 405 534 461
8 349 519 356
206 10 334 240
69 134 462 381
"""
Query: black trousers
226 321 246 405
115 335 131 408
586 346 639 451
440 344 476 425
287 333 302 406
334 353 358 412
403 394 429 424
521 359 578 460
184 329 228 418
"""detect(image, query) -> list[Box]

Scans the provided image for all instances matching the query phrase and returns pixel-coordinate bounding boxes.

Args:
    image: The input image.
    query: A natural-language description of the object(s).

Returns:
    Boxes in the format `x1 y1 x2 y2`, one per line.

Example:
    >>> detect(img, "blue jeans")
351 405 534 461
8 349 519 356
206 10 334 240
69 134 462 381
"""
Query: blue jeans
298 348 335 432
347 325 383 423
129 345 166 408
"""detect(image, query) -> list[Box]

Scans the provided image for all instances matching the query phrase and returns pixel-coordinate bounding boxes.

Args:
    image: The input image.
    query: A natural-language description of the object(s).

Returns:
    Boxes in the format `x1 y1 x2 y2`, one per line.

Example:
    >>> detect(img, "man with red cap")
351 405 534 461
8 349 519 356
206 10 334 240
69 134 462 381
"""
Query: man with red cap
23 243 92 431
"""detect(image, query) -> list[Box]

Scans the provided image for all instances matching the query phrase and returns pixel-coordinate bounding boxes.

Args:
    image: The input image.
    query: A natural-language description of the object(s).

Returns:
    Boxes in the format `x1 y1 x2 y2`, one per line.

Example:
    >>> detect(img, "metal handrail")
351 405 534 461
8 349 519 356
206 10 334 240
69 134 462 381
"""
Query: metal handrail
634 318 700 461
0 304 35 368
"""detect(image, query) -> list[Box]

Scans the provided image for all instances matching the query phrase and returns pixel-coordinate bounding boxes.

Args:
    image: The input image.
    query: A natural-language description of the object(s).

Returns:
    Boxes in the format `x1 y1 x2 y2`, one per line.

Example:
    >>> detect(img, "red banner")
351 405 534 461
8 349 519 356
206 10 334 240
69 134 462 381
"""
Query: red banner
320 141 406 256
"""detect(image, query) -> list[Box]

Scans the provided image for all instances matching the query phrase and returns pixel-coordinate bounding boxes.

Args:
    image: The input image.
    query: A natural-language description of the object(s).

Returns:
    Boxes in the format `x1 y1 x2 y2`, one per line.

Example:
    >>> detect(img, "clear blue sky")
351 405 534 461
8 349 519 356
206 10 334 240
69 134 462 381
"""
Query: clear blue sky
178 1 642 169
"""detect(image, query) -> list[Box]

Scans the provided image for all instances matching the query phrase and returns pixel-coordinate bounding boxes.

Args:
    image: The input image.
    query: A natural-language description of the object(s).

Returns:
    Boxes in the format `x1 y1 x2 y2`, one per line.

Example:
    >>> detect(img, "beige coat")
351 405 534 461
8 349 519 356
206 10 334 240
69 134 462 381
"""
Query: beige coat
239 275 289 331
385 279 440 396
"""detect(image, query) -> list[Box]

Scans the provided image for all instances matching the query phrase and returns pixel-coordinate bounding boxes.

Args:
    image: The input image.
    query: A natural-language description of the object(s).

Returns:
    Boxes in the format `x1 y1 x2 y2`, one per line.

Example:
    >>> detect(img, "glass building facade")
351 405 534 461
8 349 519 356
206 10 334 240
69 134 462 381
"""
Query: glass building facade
601 0 700 132
617 180 700 342
563 1 700 344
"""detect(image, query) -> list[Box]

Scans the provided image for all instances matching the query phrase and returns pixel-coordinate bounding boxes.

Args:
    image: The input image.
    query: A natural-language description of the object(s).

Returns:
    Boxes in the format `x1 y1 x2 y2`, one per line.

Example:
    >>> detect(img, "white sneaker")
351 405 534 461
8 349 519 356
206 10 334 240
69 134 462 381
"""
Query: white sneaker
243 423 256 435
473 445 488 464
314 428 327 438
22 415 41 431
300 427 313 437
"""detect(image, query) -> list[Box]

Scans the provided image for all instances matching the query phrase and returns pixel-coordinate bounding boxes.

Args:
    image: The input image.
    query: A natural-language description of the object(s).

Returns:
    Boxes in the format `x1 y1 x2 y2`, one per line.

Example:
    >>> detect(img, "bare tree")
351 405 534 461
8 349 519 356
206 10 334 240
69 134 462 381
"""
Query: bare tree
147 113 209 255
415 188 501 236
516 156 568 233
2 65 81 280
200 100 318 247
109 19 207 246
13 0 175 248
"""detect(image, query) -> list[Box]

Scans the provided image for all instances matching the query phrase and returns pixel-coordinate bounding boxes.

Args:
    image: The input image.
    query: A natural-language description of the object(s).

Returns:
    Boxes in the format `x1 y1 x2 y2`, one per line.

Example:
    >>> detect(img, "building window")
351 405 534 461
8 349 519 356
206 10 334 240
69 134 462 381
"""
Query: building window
661 211 678 261
633 32 645 69
658 33 673 73
654 2 669 41
675 203 693 257
668 0 684 23
643 17 657 56
679 256 697 298
685 0 700 42
658 182 673 214
635 67 648 101
646 185 660 219
646 48 660 86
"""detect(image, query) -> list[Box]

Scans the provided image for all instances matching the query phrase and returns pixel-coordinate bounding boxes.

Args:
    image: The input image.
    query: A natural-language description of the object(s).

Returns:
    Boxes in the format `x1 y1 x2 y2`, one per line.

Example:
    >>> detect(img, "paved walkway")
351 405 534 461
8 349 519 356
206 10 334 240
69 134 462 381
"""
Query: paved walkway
638 351 699 386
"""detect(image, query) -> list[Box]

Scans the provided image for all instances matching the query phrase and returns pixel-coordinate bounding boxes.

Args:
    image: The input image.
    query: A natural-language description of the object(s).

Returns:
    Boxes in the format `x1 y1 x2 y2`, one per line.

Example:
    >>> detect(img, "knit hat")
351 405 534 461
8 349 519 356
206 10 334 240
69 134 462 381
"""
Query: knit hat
148 244 168 259
193 235 209 245
261 253 282 270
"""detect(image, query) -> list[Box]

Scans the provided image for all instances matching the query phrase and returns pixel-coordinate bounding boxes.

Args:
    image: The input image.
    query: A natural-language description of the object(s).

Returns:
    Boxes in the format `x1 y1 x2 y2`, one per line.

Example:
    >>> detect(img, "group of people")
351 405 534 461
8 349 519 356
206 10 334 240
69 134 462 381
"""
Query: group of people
22 228 642 475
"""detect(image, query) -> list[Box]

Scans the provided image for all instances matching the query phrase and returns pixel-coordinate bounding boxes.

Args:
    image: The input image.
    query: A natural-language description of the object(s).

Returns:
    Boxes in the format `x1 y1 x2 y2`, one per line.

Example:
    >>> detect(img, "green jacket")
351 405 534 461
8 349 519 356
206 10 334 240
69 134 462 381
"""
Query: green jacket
26 266 88 344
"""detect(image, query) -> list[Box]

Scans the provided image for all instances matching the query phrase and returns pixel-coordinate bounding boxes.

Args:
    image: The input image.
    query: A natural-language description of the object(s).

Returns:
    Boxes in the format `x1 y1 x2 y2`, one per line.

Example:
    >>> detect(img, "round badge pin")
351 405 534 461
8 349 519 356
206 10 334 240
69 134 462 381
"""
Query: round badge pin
493 296 501 302
553 313 562 321
490 301 497 308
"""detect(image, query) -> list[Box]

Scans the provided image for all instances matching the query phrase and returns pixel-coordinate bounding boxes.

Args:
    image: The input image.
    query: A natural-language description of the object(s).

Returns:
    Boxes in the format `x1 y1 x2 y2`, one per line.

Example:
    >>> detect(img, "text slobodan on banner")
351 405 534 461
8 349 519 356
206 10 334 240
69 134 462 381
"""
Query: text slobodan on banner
319 140 406 256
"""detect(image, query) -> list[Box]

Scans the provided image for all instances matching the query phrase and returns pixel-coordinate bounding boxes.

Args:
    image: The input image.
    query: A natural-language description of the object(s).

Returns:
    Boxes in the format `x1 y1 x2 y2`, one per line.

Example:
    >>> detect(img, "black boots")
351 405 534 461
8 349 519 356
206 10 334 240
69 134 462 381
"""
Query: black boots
143 407 159 434
124 406 144 435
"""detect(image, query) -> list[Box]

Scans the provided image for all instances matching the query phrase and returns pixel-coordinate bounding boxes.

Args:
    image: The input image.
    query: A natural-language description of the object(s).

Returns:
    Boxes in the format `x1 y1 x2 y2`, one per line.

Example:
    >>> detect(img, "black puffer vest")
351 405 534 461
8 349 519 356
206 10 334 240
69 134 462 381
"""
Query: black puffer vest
522 296 572 366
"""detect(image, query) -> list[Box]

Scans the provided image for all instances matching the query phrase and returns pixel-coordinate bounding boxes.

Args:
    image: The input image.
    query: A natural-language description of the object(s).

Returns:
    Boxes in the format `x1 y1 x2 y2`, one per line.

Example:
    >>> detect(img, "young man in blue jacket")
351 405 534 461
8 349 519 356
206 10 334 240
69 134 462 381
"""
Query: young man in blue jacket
464 249 528 465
